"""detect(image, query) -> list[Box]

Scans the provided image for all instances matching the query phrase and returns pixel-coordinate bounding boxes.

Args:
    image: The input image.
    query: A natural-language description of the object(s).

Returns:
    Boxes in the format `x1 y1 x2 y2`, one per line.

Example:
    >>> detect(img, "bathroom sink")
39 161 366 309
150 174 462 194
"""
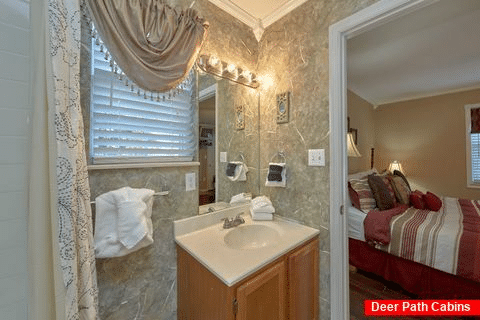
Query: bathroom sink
224 224 280 250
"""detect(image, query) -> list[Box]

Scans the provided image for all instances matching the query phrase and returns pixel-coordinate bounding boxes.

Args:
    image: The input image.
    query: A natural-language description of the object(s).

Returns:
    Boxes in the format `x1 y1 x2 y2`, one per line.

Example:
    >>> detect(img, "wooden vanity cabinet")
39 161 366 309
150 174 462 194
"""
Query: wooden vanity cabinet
177 237 319 320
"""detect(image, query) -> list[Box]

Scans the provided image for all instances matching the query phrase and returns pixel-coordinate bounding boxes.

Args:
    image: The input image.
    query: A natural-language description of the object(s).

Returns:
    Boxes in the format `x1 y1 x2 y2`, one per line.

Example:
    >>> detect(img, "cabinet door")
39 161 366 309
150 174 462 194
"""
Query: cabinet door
287 238 319 320
236 261 286 320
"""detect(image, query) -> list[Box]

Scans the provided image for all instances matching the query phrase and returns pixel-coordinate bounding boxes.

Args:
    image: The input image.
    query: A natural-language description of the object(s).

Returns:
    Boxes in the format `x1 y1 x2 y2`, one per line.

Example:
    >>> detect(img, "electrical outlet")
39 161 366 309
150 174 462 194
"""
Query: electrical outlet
220 152 227 163
308 149 325 166
185 172 196 191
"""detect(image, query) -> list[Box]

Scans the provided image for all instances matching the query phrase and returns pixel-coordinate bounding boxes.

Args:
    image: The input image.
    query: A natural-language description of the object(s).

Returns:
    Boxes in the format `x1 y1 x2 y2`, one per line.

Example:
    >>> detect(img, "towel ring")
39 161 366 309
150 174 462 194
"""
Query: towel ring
270 151 286 163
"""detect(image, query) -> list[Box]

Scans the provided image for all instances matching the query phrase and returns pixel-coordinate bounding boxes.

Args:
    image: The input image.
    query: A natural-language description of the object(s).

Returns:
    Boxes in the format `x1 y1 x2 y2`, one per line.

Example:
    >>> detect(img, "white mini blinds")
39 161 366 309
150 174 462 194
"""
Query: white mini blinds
465 104 480 186
89 36 196 164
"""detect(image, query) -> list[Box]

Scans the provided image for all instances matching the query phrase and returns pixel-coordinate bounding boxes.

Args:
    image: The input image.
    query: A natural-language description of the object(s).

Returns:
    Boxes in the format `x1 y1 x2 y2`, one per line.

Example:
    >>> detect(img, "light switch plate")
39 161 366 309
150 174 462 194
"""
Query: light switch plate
220 152 227 163
308 149 325 166
186 172 196 191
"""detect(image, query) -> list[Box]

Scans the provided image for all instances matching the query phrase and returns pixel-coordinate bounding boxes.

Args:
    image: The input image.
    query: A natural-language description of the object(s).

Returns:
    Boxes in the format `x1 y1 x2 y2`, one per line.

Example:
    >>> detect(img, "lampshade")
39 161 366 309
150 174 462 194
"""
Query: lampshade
388 160 404 174
347 132 361 157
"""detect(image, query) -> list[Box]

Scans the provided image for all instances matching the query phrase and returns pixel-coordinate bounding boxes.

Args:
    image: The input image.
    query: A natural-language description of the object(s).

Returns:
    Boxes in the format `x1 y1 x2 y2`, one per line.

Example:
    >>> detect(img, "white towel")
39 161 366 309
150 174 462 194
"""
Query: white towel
265 162 286 187
227 161 248 181
250 208 273 221
230 192 252 204
250 196 275 220
94 187 155 258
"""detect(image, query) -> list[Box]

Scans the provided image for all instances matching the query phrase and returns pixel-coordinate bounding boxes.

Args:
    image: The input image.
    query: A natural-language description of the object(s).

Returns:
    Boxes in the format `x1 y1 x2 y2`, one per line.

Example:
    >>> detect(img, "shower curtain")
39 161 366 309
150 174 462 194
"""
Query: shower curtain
29 0 98 319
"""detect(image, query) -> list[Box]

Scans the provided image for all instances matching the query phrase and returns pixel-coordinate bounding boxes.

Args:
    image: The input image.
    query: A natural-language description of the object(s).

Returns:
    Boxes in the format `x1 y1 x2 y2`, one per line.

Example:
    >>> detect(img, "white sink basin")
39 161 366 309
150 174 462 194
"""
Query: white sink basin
224 224 280 250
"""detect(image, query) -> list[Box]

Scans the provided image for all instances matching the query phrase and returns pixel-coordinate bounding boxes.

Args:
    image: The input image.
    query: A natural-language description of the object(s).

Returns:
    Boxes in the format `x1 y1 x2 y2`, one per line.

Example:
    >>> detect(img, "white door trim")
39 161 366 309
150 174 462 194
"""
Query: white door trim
328 0 439 318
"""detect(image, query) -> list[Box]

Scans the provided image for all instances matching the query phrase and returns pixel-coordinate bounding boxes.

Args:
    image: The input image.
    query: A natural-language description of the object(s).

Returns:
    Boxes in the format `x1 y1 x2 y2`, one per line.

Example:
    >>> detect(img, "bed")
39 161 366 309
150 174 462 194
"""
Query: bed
347 169 480 298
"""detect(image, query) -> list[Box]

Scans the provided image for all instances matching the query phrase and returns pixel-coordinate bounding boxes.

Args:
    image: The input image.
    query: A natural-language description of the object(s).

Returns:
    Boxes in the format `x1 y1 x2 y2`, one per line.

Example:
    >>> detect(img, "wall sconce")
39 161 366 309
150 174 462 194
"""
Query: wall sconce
197 54 259 89
388 160 404 174
347 132 362 157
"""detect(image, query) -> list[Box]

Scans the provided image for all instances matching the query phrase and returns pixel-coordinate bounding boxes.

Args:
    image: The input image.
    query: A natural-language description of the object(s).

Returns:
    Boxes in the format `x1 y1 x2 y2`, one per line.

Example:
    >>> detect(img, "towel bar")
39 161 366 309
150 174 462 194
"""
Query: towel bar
90 190 169 204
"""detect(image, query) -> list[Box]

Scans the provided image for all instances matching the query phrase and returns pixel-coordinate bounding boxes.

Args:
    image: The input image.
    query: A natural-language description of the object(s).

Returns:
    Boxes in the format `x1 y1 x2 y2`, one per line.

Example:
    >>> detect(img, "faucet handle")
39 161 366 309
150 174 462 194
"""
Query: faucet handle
221 217 233 228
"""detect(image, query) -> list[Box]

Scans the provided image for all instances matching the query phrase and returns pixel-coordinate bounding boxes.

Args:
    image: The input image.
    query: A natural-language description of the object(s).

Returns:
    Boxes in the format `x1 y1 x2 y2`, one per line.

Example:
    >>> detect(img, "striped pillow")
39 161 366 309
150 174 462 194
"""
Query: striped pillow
349 178 376 213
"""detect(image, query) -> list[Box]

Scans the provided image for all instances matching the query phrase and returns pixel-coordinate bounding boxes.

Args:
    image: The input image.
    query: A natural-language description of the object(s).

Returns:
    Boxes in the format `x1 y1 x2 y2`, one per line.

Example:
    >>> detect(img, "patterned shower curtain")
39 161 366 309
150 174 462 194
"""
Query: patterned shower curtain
47 0 98 318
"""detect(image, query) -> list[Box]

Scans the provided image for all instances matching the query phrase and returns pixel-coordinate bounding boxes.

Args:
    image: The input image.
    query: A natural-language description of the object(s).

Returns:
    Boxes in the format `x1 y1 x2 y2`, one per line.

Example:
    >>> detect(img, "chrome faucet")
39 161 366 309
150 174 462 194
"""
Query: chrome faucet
222 214 245 229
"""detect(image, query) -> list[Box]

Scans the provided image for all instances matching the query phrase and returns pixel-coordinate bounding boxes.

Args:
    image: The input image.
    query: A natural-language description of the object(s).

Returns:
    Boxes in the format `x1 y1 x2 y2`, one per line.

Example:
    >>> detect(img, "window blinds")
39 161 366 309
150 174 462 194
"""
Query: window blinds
90 37 196 164
471 133 480 183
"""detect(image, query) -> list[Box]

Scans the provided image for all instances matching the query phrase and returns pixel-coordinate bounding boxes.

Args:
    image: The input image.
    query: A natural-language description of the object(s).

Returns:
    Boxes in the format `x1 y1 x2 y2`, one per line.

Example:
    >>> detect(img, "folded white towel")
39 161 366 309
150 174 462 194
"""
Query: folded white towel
250 208 273 221
230 192 252 204
94 187 155 258
251 196 275 213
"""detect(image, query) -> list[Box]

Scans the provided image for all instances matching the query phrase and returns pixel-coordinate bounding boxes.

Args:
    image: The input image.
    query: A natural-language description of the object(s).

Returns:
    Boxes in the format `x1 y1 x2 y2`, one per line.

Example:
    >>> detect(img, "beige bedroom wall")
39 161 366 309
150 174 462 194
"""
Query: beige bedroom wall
347 90 375 174
374 88 480 200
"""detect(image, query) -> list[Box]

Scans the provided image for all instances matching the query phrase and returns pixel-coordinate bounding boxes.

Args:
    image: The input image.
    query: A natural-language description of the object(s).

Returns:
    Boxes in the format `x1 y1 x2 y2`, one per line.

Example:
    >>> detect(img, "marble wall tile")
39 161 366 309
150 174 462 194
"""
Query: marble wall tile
82 0 259 319
81 0 381 318
255 0 379 318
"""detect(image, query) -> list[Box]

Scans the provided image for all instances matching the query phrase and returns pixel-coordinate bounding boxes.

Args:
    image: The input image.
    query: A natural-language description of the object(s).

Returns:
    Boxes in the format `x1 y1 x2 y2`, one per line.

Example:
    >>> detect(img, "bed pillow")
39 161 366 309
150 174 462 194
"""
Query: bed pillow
368 174 395 210
410 190 425 209
423 191 442 211
393 170 411 192
348 168 378 181
389 175 411 205
380 175 398 207
349 178 376 213
348 182 361 210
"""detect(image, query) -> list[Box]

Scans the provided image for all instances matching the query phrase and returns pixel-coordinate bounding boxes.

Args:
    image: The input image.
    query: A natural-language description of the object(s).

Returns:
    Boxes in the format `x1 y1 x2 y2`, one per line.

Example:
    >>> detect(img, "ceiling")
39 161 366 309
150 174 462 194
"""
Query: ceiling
210 0 480 107
347 0 480 106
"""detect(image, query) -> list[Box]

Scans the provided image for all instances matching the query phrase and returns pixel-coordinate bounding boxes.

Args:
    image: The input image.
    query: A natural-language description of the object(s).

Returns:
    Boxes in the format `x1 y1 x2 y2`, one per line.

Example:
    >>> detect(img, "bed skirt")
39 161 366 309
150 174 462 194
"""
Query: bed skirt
349 238 480 298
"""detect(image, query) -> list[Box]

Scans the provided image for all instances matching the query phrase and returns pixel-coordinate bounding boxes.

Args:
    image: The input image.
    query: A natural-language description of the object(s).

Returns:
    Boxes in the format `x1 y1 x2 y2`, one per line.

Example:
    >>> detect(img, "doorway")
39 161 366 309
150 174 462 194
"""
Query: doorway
328 1 439 319
199 84 217 205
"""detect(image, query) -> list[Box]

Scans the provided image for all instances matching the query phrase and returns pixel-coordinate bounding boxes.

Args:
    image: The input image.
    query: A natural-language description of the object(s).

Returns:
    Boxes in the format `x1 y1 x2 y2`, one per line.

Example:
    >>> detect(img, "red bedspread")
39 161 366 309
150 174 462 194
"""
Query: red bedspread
364 197 480 284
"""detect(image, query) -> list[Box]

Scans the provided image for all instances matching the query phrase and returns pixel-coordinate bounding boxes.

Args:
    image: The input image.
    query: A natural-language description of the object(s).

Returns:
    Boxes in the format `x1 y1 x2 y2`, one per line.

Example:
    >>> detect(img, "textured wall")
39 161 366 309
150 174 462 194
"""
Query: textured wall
348 90 376 174
82 0 259 319
256 0 378 318
375 88 480 199
82 0 382 318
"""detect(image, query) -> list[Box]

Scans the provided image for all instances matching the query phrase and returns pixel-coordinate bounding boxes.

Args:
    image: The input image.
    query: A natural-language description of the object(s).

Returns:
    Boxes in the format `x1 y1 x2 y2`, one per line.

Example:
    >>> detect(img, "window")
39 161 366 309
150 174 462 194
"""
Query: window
89 36 195 164
465 103 480 187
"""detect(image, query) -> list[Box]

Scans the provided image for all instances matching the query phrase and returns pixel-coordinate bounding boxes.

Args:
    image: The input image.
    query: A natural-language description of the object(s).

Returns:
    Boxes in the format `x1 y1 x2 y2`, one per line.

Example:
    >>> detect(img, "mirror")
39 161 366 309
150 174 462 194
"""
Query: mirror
198 73 260 209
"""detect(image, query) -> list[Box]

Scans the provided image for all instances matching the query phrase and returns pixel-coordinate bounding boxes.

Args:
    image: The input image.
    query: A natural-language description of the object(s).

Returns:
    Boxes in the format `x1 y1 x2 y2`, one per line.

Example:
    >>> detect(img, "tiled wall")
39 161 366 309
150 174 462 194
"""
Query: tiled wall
0 0 30 318
256 0 378 317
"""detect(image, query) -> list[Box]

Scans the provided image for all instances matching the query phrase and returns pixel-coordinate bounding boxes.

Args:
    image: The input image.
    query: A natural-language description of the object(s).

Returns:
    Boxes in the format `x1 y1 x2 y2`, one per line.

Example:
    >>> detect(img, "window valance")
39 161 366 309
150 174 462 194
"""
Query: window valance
86 0 209 92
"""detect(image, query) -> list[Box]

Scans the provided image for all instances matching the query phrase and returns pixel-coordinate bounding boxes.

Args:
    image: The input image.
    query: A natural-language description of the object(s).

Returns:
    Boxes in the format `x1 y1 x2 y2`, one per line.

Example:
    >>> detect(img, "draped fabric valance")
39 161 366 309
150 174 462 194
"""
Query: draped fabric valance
86 0 209 92
471 108 480 133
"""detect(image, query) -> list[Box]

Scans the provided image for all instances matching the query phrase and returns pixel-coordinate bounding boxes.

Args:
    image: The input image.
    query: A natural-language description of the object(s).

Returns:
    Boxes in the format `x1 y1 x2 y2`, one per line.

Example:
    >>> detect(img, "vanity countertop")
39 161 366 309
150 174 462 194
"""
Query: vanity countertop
174 204 319 286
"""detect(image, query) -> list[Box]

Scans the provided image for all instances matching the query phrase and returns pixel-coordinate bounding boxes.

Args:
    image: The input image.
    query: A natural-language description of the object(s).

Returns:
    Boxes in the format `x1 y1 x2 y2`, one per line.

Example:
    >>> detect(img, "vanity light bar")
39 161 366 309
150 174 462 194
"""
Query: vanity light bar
197 54 260 89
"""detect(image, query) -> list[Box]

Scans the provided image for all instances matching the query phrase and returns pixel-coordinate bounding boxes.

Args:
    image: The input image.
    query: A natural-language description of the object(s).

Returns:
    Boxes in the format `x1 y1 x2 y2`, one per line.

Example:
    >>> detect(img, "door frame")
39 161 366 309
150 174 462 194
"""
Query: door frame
328 0 439 318
199 83 218 199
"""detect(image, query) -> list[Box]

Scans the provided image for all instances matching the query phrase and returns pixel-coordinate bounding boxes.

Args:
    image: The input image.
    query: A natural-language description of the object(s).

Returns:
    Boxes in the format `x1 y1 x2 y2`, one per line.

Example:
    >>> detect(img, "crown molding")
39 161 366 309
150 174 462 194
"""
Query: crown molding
261 0 309 28
209 0 308 41
208 0 259 30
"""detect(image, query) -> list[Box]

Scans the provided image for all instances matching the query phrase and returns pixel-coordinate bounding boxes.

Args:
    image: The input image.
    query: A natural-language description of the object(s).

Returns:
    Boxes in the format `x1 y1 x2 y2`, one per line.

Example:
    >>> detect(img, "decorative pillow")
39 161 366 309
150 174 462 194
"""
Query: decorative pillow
393 170 411 192
367 174 394 211
423 191 442 211
349 178 376 213
410 190 425 209
390 175 411 205
348 182 361 210
381 175 398 207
